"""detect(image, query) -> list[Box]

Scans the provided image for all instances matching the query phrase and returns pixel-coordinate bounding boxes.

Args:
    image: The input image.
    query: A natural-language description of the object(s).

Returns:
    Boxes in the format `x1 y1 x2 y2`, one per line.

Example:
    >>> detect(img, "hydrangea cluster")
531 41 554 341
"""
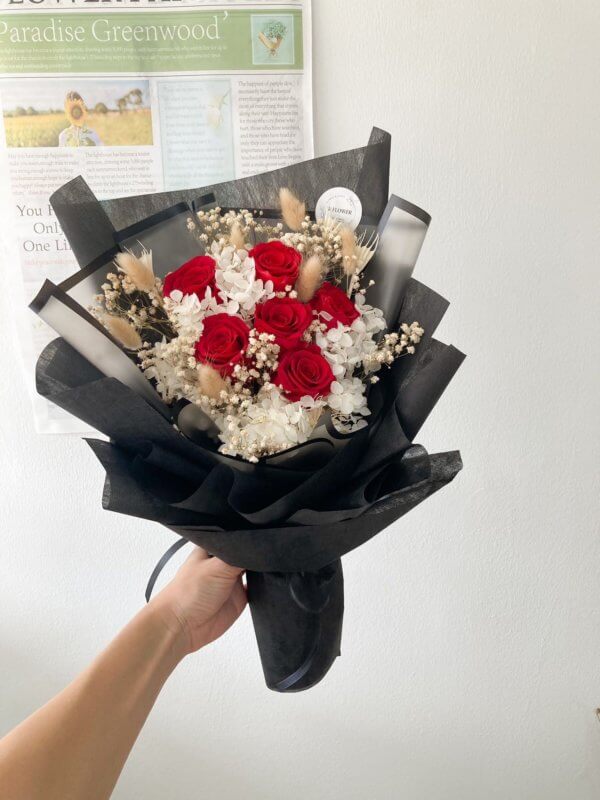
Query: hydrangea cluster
96 198 422 462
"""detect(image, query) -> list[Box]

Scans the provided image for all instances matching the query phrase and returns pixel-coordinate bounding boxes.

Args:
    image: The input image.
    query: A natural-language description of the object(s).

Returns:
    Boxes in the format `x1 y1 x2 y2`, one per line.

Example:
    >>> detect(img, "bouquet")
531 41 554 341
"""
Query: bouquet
258 20 287 57
31 129 465 691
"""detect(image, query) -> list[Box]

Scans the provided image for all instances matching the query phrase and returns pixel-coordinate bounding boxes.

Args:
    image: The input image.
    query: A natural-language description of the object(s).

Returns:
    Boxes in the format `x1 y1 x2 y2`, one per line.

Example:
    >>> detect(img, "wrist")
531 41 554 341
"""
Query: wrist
141 600 190 666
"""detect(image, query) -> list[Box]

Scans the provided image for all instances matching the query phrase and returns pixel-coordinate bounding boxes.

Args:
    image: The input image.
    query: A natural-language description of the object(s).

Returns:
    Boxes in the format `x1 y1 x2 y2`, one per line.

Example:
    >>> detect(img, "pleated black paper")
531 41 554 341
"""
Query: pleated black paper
31 128 464 691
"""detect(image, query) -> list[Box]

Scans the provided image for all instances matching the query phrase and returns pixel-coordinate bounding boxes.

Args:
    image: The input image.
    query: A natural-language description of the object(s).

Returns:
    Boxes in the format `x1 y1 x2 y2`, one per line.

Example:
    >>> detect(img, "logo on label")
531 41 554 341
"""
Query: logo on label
315 187 362 230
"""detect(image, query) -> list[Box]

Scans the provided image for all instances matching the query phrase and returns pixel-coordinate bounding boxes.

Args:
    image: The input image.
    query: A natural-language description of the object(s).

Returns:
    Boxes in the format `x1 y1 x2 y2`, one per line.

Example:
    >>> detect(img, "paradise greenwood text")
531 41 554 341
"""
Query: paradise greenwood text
0 14 223 42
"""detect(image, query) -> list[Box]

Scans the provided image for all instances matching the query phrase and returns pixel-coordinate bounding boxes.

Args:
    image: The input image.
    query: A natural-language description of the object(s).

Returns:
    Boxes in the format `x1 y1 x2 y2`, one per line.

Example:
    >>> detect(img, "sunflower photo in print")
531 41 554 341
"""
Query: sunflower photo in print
1 79 153 148
251 14 295 65
60 91 102 147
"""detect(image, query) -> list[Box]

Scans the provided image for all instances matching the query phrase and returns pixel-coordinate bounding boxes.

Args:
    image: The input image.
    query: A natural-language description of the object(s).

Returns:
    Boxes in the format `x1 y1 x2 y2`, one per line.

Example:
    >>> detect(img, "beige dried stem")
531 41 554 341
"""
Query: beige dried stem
104 314 143 350
279 187 306 232
230 222 246 251
354 230 379 274
295 254 323 302
340 227 358 276
198 363 228 400
114 249 155 293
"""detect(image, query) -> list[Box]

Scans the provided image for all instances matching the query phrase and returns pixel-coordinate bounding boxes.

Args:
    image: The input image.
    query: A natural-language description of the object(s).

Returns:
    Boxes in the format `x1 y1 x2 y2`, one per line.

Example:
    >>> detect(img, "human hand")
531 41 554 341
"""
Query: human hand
149 547 247 657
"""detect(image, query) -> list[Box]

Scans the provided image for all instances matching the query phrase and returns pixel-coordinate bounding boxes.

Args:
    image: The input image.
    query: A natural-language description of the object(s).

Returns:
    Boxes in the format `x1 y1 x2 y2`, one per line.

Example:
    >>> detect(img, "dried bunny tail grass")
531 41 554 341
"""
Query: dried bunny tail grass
340 227 357 276
114 248 155 292
279 187 306 232
295 254 323 302
104 314 143 350
229 222 246 251
198 363 228 400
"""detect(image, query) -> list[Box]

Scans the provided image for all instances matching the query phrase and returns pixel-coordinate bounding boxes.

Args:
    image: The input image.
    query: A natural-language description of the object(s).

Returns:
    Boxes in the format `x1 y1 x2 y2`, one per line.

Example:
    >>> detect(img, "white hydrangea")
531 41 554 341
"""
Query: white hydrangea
316 296 386 383
315 325 355 377
163 289 220 336
216 386 324 461
212 242 274 318
351 296 387 373
327 377 370 417
311 295 387 428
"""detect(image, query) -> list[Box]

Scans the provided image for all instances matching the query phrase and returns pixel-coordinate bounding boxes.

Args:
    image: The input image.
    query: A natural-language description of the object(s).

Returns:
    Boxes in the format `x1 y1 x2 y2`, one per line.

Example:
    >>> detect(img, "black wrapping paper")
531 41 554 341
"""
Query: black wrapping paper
247 563 344 691
31 129 465 691
114 203 205 280
34 331 462 690
363 196 431 330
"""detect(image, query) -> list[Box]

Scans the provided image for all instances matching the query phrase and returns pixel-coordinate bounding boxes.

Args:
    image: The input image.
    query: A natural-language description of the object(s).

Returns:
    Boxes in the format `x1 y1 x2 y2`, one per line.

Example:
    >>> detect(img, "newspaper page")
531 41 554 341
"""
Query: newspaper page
0 0 313 432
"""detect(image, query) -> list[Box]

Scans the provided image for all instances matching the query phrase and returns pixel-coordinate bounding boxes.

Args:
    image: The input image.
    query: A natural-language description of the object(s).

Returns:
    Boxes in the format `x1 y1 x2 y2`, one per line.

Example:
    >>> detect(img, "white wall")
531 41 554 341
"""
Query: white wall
1 2 599 798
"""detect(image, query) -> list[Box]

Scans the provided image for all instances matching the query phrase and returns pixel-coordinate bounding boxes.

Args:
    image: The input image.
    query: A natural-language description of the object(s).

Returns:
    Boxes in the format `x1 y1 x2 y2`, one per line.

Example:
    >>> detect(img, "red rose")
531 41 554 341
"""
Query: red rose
273 343 335 402
310 281 360 329
249 241 301 291
163 255 219 301
194 313 250 377
254 296 312 350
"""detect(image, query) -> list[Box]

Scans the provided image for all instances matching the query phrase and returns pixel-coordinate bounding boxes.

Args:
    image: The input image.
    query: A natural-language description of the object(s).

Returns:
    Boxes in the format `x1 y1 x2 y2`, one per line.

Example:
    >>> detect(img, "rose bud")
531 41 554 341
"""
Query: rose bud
254 296 312 350
273 343 335 402
195 313 250 377
163 255 220 301
310 281 360 329
249 241 302 291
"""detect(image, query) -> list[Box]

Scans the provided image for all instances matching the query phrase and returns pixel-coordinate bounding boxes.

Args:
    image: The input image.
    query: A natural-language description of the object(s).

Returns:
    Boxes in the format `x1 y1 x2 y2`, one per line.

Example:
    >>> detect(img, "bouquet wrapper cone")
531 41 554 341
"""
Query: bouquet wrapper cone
245 564 344 692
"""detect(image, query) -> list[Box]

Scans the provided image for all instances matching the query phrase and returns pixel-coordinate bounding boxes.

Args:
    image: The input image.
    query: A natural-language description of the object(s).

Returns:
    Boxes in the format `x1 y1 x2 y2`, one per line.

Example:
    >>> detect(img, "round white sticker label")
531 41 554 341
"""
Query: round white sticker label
315 187 362 230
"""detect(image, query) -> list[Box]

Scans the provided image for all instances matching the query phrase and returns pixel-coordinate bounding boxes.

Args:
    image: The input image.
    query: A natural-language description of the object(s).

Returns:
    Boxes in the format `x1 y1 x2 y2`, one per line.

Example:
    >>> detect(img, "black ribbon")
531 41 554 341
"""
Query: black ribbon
145 537 189 603
273 617 321 692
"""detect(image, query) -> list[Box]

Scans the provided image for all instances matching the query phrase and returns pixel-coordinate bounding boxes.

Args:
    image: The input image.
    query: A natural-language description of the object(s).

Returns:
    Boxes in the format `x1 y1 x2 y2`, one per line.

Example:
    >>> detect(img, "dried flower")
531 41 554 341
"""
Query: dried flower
103 314 143 350
198 364 228 400
354 231 379 273
361 321 423 372
279 187 306 232
229 222 246 251
295 255 323 302
114 249 155 293
340 227 357 276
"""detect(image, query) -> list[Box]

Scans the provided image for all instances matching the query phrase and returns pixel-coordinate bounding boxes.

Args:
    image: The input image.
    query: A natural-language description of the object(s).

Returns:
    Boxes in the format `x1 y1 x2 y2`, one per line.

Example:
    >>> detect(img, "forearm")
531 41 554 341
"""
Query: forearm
0 604 185 800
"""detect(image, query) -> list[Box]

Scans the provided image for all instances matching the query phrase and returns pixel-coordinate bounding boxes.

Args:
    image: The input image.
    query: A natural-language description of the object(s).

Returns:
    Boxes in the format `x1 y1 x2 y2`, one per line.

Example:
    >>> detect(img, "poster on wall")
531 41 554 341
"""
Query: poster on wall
0 0 313 432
